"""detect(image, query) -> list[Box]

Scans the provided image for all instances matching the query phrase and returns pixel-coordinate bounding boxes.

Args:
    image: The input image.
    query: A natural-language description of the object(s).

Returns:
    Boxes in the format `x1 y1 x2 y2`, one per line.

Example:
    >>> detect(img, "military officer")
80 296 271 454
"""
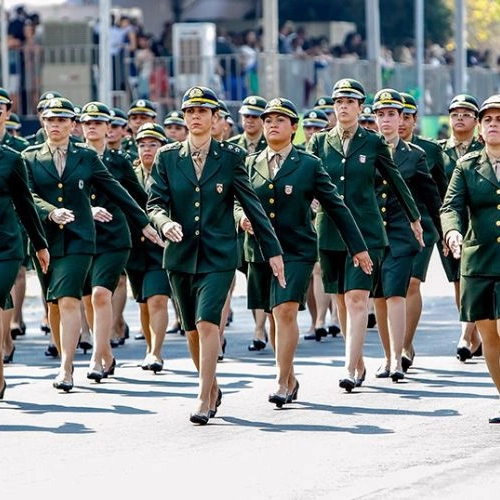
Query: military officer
313 96 336 128
236 97 371 407
371 89 442 382
0 143 49 400
147 86 285 425
398 92 448 371
440 94 500 424
359 104 378 131
307 78 422 392
23 97 162 393
122 98 157 161
25 90 63 146
439 94 484 362
5 112 22 137
163 110 188 142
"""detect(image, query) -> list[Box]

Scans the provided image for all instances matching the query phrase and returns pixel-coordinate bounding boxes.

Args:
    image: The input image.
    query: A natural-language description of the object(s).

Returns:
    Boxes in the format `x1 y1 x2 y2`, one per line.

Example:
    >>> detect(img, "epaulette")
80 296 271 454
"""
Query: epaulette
160 141 181 151
23 143 44 153
227 134 242 143
296 147 316 159
407 141 425 154
220 141 244 155
459 150 481 162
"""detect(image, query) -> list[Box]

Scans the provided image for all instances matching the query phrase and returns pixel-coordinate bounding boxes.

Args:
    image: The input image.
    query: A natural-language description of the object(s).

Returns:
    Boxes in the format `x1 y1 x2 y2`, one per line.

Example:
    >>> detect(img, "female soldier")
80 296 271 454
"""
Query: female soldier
23 96 162 392
371 89 441 381
147 86 285 425
441 94 500 424
0 144 49 399
133 122 171 373
79 101 147 382
236 97 372 406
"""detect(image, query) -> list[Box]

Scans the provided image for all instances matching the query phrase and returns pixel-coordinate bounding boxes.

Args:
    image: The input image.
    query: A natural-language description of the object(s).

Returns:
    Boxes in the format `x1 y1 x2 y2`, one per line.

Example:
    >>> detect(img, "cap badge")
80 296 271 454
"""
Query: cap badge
310 112 317 118
87 104 99 113
380 91 393 101
137 99 146 107
248 97 257 105
337 79 352 89
269 98 282 107
189 88 203 98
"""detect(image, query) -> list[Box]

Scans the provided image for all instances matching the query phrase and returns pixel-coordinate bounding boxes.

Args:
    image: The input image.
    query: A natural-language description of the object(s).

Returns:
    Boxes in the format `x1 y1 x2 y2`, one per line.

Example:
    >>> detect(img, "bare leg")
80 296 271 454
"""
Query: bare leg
476 319 500 395
253 309 267 341
48 302 61 354
404 277 421 359
305 277 317 334
0 308 7 392
386 296 406 373
147 295 168 362
2 309 14 358
374 297 390 369
112 275 127 341
57 297 82 382
89 286 114 372
10 266 27 334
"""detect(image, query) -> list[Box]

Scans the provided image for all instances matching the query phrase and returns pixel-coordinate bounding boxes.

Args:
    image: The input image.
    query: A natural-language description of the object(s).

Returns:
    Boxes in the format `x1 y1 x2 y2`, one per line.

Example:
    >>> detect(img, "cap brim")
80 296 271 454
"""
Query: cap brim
479 103 500 118
42 110 75 118
303 119 328 128
239 105 264 116
80 115 110 122
449 103 478 113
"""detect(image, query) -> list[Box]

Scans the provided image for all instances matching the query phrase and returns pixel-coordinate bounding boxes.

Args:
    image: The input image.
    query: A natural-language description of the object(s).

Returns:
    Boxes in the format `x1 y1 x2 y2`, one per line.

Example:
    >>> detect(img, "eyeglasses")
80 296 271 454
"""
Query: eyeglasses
450 112 476 119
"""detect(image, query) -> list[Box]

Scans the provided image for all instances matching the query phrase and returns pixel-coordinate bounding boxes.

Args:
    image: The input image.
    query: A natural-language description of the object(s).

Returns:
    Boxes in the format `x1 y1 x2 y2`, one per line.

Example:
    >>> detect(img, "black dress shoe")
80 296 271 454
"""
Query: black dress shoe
355 368 366 387
268 392 287 408
103 358 116 378
489 415 500 424
10 327 21 340
457 346 472 362
134 333 145 340
45 344 59 357
328 325 341 337
123 323 130 339
339 377 356 392
40 323 51 335
367 313 377 329
53 377 73 392
390 370 404 382
401 355 413 373
20 322 26 335
149 358 164 374
79 337 93 354
286 380 299 403
87 369 104 383
472 344 483 357
248 338 266 351
190 412 209 425
3 346 15 364
218 338 227 361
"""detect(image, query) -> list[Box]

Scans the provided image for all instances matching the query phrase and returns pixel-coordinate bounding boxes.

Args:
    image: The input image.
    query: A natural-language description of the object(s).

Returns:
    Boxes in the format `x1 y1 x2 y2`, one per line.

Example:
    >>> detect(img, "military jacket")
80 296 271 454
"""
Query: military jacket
439 137 484 181
441 149 500 277
308 126 420 252
376 139 442 255
1 132 29 153
237 146 367 263
148 139 283 274
228 132 267 153
23 142 149 258
0 145 47 260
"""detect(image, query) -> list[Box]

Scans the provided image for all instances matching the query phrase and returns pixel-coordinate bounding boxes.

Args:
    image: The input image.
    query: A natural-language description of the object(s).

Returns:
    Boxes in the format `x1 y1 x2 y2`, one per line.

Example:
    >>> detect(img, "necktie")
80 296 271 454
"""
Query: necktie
53 147 66 177
192 151 205 180
341 130 351 154
247 142 256 154
456 142 467 157
493 160 500 181
269 153 281 179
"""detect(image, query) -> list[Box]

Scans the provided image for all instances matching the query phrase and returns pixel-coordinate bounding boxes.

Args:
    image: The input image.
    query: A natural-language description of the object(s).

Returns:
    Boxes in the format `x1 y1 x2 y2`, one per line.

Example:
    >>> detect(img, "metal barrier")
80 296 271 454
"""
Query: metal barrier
3 45 500 120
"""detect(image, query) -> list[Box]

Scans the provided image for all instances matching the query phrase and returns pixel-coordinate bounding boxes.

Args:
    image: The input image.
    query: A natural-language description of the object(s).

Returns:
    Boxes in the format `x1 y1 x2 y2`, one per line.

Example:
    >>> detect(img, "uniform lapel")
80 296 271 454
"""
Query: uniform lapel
177 140 198 186
326 128 343 155
199 139 222 185
35 143 59 180
62 142 80 179
273 146 300 181
346 126 367 158
475 151 499 186
251 150 271 180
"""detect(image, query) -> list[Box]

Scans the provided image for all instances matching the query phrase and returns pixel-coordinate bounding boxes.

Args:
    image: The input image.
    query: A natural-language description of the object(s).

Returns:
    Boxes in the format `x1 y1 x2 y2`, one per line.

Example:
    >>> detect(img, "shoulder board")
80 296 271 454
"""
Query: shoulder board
23 143 43 153
459 150 481 162
72 142 91 149
220 141 243 155
161 141 181 151
437 138 447 146
296 147 316 159
227 134 241 143
407 141 425 154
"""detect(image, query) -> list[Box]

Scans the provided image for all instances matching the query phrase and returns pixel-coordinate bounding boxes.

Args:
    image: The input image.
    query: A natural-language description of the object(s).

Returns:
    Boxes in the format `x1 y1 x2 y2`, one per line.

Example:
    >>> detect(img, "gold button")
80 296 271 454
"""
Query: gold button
341 159 346 164
269 198 275 204
59 224 64 229
381 207 386 212
269 212 275 219
340 176 345 181
340 194 344 199
497 189 500 194
497 236 500 243
195 230 200 236
58 183 63 189
91 194 96 200
497 205 500 210
141 236 145 242
195 187 200 192
57 196 63 202
497 221 500 226
194 216 200 221
268 184 274 189
383 180 388 185
194 201 200 207
383 221 387 226
382 193 387 198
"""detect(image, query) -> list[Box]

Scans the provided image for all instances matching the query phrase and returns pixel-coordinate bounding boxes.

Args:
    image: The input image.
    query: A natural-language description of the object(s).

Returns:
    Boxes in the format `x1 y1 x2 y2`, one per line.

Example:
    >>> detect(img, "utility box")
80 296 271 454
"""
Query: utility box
172 23 217 100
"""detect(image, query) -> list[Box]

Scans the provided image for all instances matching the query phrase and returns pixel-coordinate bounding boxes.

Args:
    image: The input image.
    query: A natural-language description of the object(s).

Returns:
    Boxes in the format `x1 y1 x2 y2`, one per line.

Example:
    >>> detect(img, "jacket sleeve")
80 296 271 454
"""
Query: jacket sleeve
440 162 468 238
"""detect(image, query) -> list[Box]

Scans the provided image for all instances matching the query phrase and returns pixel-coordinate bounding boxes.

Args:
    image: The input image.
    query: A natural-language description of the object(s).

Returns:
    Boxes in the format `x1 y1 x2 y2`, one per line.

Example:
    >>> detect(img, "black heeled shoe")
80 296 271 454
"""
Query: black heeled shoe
19 322 26 336
472 343 483 357
355 368 366 387
457 346 472 362
248 338 266 351
268 392 287 408
367 313 377 329
53 377 73 392
40 323 51 335
339 376 356 392
87 369 104 383
217 338 227 362
149 357 164 374
375 366 390 378
10 327 22 340
79 337 93 355
45 344 59 358
103 358 116 378
0 380 6 399
124 323 130 339
110 338 120 348
209 389 223 418
190 412 210 425
286 380 300 403
314 327 328 342
401 355 413 373
3 346 15 364
328 325 341 337
390 370 404 382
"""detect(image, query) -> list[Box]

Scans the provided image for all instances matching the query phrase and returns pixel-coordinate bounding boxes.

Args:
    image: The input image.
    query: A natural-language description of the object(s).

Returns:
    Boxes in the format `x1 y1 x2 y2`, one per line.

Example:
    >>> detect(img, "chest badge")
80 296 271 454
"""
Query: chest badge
216 183 223 194
284 185 293 195
359 155 366 164
78 179 84 189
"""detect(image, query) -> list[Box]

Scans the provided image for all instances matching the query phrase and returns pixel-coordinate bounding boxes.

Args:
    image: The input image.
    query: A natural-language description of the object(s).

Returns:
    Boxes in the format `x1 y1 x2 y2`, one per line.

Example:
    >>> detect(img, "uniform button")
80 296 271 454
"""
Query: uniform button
269 198 275 204
58 183 63 189
383 221 387 226
497 221 500 226
340 194 344 199
497 189 500 194
497 204 500 210
194 201 200 207
141 236 145 242
59 224 64 229
91 194 96 200
382 193 387 198
340 176 345 181
194 216 200 221
268 184 274 189
497 236 500 243
269 212 275 219
381 207 386 212
57 196 63 202
195 230 200 236
195 187 200 192
341 159 346 164
383 180 388 185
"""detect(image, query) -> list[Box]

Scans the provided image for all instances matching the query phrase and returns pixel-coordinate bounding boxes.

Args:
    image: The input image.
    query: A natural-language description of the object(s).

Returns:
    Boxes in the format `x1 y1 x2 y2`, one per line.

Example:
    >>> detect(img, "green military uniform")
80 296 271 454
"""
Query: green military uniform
1 131 29 153
0 145 47 306
121 136 139 161
440 149 500 321
228 132 267 153
438 136 484 282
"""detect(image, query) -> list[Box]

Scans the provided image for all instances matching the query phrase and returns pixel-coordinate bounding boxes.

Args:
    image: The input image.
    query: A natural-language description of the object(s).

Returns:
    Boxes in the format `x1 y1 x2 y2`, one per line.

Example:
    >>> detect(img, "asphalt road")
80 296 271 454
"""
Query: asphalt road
2 250 500 499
